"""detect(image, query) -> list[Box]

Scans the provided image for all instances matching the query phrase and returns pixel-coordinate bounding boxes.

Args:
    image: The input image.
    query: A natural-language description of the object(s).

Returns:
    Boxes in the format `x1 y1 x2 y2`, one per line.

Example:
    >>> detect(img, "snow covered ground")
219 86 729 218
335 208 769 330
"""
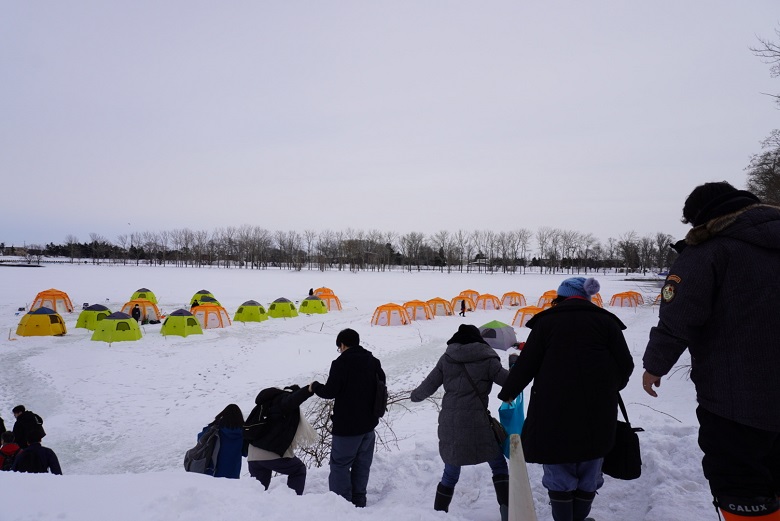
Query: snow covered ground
0 264 712 521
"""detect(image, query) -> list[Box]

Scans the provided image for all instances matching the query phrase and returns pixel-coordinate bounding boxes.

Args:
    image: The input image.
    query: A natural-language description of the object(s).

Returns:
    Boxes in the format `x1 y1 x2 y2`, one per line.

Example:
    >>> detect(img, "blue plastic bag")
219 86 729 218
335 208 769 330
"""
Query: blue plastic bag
498 392 525 458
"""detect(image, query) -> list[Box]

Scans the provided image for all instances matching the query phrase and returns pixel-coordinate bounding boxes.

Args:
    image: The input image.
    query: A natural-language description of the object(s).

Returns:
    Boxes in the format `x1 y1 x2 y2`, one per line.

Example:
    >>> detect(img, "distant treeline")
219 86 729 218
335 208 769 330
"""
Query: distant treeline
1 226 679 274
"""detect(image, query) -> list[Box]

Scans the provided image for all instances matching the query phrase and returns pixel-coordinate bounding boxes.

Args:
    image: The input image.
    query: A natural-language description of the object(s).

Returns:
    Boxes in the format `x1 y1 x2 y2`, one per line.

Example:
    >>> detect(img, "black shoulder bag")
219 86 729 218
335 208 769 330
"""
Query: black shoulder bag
449 356 507 447
602 393 643 480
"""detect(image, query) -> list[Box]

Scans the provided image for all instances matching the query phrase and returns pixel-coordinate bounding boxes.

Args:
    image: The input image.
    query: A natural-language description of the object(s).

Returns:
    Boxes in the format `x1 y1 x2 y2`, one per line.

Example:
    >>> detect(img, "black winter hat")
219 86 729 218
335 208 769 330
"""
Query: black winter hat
682 181 761 227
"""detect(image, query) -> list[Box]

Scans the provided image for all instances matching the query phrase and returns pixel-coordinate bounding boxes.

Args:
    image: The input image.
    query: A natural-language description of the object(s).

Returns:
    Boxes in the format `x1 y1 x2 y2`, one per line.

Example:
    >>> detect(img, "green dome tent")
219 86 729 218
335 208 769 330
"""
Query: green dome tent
161 309 203 337
76 304 112 331
299 296 328 315
268 298 298 319
91 312 142 343
190 290 218 307
479 320 517 351
131 288 158 304
234 300 269 323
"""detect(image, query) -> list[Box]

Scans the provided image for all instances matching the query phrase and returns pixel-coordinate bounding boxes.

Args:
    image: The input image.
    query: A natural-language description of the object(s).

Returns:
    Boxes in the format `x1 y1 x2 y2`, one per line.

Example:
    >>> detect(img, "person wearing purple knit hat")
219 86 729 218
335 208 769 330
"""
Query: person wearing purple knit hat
498 276 633 521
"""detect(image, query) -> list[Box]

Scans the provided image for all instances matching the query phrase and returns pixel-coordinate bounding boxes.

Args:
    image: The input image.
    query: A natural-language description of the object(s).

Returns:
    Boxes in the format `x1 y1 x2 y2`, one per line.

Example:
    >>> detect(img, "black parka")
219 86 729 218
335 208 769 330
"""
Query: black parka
312 345 385 436
498 298 634 464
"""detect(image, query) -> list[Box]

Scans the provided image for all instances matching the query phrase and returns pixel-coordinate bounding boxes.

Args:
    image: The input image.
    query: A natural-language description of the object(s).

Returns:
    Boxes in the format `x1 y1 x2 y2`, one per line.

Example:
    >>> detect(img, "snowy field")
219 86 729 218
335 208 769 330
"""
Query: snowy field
0 264 710 521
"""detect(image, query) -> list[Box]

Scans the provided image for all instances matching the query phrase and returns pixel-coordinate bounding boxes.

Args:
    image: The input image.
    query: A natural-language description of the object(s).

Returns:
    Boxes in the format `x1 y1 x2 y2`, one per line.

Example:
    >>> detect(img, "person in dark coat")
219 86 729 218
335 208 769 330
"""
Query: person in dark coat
12 405 45 449
245 385 316 495
498 277 633 521
12 433 62 474
642 182 780 520
131 304 142 322
310 328 385 507
411 324 510 520
459 299 466 317
198 404 245 479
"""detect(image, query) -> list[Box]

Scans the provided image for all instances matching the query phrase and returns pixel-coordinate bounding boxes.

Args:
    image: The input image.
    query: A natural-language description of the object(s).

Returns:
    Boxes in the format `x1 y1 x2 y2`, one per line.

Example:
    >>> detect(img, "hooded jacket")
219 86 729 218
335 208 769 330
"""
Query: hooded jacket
644 204 780 431
498 298 633 464
411 325 509 466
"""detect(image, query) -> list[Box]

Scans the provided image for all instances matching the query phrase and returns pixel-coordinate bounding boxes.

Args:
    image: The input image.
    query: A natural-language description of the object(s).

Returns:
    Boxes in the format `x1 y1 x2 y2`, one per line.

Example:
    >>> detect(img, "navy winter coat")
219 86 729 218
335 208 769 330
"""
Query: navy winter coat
198 426 244 479
644 204 780 431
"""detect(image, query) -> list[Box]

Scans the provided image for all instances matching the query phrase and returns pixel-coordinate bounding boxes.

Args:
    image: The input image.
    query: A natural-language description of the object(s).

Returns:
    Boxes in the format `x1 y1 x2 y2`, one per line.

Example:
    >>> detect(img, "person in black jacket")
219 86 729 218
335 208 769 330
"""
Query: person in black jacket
643 182 780 520
245 385 315 495
310 328 385 507
498 277 633 521
12 433 61 474
131 304 142 323
12 405 45 449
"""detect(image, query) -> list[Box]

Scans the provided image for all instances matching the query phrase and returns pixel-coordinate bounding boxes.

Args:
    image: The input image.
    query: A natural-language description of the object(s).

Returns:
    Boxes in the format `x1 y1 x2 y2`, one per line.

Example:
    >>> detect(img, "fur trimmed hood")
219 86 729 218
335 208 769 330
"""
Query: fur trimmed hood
685 204 780 247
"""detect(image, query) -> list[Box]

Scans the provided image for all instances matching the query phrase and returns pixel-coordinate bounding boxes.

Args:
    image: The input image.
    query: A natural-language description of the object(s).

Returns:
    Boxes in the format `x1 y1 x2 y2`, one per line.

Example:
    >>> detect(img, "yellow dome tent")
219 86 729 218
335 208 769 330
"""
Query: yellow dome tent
130 288 158 304
299 296 328 315
268 298 298 319
16 307 67 337
161 309 203 337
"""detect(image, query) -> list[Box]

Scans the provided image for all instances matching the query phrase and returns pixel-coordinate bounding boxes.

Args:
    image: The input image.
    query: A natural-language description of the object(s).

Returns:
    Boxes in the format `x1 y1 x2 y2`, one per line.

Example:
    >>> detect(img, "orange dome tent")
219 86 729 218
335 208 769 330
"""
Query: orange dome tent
318 293 342 311
536 290 558 310
426 297 454 316
191 302 232 329
314 287 334 297
511 306 543 328
403 300 434 321
609 292 641 308
371 303 411 326
459 289 480 302
30 288 74 314
120 299 162 323
450 296 477 313
475 294 502 310
501 292 527 307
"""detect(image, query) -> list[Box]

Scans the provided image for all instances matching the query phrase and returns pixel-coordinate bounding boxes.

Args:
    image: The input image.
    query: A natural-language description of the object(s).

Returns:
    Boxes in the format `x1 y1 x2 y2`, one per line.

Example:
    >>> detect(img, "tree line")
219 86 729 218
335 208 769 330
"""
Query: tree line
3 226 679 275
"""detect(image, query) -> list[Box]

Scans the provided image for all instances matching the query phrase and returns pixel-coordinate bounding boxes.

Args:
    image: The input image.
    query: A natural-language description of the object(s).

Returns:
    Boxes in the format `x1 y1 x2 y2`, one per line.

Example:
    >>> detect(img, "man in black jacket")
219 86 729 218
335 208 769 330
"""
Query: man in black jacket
310 328 385 507
643 182 780 521
12 405 45 449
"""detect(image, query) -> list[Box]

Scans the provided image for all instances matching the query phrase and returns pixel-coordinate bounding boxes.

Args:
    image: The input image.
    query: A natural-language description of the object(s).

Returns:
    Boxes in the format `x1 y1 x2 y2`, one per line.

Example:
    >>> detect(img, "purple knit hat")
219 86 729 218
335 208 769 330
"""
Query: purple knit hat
557 277 600 300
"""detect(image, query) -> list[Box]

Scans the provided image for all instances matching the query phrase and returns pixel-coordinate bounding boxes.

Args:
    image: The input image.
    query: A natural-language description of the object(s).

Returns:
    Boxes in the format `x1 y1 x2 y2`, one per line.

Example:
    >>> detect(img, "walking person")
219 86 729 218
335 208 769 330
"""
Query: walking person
310 328 385 507
642 182 780 520
245 384 316 495
198 404 245 479
411 324 510 520
459 299 466 317
498 277 633 521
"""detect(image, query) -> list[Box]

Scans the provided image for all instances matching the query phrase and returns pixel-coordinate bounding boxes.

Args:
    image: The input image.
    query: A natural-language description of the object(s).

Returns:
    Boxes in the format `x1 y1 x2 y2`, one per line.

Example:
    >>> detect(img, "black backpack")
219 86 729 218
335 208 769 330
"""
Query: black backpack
183 424 220 475
374 373 388 418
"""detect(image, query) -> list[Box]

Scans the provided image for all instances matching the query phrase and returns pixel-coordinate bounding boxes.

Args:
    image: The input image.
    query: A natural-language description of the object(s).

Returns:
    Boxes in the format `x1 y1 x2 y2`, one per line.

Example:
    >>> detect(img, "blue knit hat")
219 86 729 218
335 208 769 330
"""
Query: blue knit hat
557 277 600 300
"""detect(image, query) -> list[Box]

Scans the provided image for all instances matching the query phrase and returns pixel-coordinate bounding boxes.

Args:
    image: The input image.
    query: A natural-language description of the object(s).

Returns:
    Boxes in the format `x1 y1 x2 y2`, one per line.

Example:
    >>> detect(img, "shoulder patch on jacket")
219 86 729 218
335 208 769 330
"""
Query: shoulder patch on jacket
661 282 676 303
666 274 681 284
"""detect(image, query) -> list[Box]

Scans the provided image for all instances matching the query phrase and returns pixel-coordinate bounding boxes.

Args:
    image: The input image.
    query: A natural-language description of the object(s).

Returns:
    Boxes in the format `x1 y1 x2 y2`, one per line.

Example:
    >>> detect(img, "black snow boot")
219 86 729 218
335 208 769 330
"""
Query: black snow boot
434 483 454 513
573 489 596 521
492 473 509 521
549 490 574 521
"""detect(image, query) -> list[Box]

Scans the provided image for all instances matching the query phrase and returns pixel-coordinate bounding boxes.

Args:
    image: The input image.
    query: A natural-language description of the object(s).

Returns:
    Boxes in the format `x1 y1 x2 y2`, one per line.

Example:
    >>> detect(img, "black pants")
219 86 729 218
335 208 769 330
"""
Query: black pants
697 406 780 498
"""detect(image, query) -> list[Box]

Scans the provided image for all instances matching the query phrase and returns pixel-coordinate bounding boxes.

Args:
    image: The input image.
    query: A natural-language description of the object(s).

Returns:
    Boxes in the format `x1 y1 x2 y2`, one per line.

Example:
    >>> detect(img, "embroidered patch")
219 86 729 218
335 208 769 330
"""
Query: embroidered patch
666 274 681 284
662 283 676 303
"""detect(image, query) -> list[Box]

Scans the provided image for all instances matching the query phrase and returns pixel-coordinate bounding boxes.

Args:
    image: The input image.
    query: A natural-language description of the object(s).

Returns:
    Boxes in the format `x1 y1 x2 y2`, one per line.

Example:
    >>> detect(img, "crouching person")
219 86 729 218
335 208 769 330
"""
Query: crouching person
12 433 62 474
244 384 316 495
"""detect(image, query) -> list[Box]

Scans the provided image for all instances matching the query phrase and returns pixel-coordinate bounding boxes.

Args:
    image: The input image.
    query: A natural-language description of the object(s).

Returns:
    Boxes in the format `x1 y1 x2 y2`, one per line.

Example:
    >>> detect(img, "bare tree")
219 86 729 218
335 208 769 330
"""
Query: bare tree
750 25 780 108
65 234 80 263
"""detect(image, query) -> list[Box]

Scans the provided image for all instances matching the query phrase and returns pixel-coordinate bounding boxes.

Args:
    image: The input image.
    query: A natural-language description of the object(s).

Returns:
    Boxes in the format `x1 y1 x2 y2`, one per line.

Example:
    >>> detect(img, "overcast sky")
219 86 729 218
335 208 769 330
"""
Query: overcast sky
2 2 778 247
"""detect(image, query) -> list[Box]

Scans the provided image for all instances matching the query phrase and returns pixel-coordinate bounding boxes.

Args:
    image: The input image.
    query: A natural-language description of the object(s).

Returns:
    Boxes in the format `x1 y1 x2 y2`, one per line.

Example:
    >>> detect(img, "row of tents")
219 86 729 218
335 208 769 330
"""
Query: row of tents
16 287 346 341
369 289 646 327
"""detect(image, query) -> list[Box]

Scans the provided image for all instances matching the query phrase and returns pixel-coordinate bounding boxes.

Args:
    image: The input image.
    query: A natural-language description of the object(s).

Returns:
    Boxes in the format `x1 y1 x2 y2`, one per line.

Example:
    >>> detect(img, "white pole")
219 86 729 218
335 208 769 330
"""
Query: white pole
509 433 538 521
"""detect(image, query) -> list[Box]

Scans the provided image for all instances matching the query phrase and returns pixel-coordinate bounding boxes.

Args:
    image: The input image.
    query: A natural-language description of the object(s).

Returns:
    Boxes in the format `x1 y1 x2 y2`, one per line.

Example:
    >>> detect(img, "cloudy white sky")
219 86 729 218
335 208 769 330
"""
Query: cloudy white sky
1 2 778 247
